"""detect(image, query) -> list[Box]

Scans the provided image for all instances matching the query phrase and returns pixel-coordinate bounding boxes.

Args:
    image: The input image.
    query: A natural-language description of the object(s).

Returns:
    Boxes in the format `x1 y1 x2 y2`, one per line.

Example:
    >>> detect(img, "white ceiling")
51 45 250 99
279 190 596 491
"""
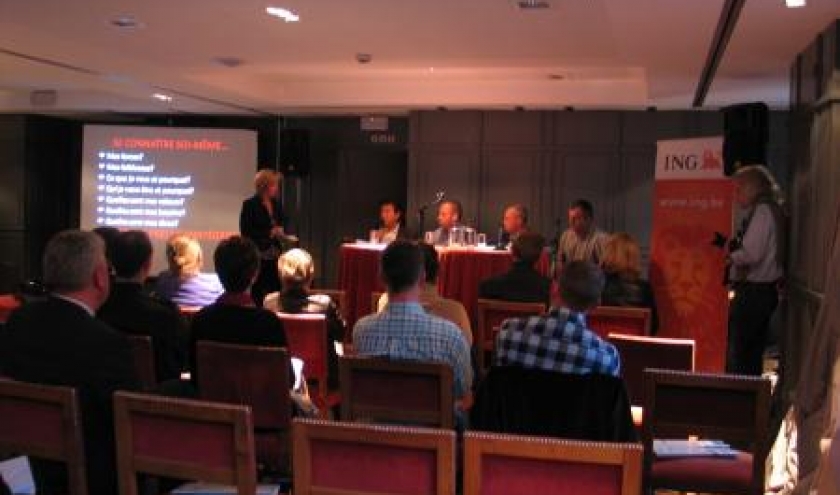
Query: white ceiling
0 0 837 115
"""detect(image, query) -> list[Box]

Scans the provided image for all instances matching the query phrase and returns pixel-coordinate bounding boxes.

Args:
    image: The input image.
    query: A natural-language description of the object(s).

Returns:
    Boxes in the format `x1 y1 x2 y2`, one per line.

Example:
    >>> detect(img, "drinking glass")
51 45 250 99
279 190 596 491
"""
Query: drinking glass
477 233 487 246
424 231 435 245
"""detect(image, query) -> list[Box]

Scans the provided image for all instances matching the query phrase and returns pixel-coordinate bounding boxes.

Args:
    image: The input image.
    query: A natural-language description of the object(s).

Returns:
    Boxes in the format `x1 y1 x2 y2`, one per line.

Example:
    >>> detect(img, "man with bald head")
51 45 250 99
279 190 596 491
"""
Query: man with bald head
432 199 463 246
0 229 138 495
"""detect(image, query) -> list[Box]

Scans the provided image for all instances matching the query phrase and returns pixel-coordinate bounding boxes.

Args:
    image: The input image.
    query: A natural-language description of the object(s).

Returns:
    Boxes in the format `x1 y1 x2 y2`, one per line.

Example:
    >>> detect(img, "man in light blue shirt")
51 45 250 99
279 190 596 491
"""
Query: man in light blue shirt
353 240 473 409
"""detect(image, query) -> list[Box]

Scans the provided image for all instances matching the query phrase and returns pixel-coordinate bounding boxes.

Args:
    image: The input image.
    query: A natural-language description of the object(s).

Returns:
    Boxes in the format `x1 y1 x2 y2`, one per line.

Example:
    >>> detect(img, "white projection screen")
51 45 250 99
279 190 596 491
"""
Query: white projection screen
80 125 258 273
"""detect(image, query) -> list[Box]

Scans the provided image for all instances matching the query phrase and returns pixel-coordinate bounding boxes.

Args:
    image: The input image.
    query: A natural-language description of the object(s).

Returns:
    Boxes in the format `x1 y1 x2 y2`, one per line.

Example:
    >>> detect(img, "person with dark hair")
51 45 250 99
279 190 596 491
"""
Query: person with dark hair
494 261 620 376
499 204 529 247
354 241 473 408
432 200 463 246
375 199 406 244
557 199 609 268
99 230 186 382
377 243 472 343
479 232 551 306
93 226 120 264
189 236 287 380
0 230 137 495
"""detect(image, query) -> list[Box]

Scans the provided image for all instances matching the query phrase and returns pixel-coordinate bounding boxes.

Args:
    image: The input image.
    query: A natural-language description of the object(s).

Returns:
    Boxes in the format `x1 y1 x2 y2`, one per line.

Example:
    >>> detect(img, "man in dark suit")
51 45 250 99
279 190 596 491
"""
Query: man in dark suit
0 230 138 495
98 230 186 383
479 232 552 307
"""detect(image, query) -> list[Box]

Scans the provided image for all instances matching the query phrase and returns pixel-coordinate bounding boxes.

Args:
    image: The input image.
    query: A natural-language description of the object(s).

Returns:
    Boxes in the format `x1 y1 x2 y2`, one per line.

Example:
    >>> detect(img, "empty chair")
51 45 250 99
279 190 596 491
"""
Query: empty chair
194 341 292 475
643 369 771 495
126 335 157 390
0 378 87 495
607 333 695 406
292 418 456 495
464 431 643 495
475 299 546 371
340 356 454 428
588 306 652 339
113 391 257 495
277 312 339 413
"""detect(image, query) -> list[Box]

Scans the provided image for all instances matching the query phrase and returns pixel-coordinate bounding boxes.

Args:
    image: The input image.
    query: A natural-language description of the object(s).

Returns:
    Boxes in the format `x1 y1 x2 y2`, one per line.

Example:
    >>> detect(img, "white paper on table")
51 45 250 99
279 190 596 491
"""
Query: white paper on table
0 456 35 495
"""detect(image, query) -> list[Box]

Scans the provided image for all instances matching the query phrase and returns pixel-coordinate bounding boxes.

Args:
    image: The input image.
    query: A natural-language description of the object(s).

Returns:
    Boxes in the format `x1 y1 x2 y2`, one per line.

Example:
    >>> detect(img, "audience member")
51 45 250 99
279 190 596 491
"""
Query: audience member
479 232 551 306
354 241 473 409
264 248 344 389
431 200 463 246
92 225 120 264
190 236 287 381
0 230 137 495
98 230 186 382
155 234 224 308
377 243 472 344
498 203 529 247
600 232 659 333
375 199 406 243
557 199 609 267
494 260 620 376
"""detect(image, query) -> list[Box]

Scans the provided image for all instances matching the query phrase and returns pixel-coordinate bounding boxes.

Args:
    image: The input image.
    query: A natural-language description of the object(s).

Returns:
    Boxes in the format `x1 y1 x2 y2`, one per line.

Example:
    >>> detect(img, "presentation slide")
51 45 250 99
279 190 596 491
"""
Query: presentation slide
80 125 257 273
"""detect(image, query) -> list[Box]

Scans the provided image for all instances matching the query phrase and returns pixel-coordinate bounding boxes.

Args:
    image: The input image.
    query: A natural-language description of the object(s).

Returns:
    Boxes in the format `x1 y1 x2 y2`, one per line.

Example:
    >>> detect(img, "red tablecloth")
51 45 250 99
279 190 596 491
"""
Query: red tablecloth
0 295 21 323
338 244 551 330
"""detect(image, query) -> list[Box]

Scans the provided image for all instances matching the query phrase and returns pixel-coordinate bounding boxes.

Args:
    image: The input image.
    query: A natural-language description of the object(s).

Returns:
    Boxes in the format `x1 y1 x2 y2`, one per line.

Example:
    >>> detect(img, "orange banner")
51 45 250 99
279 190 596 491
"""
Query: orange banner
649 179 733 371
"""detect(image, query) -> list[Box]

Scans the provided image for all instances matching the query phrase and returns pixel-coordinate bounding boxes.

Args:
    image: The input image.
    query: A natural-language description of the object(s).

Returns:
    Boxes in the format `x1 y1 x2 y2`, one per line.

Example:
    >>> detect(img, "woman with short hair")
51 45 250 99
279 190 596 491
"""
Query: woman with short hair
600 232 658 334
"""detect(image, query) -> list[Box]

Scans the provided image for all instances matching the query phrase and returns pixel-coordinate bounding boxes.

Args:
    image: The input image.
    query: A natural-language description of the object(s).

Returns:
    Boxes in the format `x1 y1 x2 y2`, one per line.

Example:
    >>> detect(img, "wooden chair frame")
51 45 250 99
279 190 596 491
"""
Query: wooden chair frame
475 298 546 371
292 418 456 495
464 431 643 495
126 334 157 390
276 312 336 415
113 391 257 495
340 356 454 428
0 378 87 495
588 306 652 337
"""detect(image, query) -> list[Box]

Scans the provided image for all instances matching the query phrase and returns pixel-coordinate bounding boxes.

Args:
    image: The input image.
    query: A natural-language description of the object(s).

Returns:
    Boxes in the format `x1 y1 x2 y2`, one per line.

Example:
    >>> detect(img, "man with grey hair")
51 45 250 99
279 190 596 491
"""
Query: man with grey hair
0 229 137 495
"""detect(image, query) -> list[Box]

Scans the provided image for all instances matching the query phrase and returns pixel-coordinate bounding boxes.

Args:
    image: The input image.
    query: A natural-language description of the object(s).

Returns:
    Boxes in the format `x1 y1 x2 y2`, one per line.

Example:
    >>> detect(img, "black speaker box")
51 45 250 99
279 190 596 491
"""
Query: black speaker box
277 129 310 177
722 102 769 176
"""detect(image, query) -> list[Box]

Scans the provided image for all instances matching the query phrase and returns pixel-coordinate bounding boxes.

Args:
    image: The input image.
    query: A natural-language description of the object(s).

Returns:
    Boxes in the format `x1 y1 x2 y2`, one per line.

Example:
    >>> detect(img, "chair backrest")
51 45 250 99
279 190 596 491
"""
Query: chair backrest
126 335 157 390
0 294 20 324
195 341 291 430
464 431 643 495
0 378 87 495
277 313 329 384
340 356 454 428
642 369 771 492
113 391 257 495
315 289 347 318
475 299 546 370
292 418 456 495
588 306 651 338
607 333 695 405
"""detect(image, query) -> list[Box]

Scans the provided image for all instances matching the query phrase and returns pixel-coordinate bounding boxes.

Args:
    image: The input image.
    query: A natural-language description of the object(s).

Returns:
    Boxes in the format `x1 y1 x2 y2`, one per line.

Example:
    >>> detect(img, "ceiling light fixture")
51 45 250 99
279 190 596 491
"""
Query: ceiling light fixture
517 0 550 10
785 0 805 7
110 15 144 29
266 6 300 22
152 93 173 102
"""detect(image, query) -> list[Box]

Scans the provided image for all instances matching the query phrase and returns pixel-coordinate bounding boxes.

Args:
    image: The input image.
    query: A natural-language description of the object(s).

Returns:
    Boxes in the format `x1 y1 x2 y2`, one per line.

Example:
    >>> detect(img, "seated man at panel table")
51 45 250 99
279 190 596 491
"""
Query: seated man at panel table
494 260 620 377
431 199 463 246
354 240 473 410
479 232 552 307
497 203 530 248
377 242 472 345
0 230 138 495
374 199 407 244
557 199 610 268
98 230 186 383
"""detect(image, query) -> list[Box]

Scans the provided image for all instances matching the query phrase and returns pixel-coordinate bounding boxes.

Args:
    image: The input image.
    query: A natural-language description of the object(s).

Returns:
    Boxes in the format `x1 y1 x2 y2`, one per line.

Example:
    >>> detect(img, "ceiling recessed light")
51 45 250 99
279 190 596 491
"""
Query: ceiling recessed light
152 93 173 102
548 73 566 80
266 6 300 22
785 0 806 7
213 56 244 68
110 15 144 29
517 0 550 10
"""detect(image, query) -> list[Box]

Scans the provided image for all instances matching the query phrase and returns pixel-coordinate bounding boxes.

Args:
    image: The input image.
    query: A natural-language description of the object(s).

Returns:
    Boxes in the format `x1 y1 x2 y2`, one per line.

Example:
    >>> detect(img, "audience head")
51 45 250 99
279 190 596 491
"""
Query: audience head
558 261 605 312
511 232 545 266
278 248 315 292
254 168 282 199
111 230 153 280
165 234 204 278
379 199 405 229
503 204 528 236
568 199 595 236
437 200 462 230
733 164 782 209
214 236 260 293
381 240 425 296
418 243 440 284
43 230 110 309
601 233 642 281
92 226 120 263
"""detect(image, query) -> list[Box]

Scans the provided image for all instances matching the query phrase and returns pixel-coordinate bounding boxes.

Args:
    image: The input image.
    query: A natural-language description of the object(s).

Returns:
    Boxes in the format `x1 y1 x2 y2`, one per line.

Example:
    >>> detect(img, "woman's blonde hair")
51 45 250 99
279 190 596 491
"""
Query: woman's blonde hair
165 234 203 278
734 164 783 205
601 232 642 280
277 248 314 289
254 168 282 195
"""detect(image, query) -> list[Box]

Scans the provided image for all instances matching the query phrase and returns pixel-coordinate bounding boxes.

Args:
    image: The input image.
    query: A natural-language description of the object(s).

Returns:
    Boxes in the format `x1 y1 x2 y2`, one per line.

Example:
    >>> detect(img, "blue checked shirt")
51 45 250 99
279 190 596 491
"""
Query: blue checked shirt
353 302 473 398
494 307 621 377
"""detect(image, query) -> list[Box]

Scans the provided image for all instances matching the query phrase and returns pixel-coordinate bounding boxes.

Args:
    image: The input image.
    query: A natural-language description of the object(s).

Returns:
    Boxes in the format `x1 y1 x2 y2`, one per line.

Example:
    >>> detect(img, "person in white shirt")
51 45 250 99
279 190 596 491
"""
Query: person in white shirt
557 199 609 268
726 164 786 375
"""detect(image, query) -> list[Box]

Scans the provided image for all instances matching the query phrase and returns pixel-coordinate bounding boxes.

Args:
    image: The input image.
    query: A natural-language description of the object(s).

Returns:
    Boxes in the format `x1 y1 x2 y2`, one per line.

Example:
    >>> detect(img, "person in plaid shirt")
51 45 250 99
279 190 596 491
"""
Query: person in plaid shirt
494 260 620 376
354 240 474 408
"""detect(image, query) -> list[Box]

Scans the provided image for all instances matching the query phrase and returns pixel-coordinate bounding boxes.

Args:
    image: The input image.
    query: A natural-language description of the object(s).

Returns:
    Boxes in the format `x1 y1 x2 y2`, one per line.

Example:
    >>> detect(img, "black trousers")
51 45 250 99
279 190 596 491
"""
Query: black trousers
726 282 778 375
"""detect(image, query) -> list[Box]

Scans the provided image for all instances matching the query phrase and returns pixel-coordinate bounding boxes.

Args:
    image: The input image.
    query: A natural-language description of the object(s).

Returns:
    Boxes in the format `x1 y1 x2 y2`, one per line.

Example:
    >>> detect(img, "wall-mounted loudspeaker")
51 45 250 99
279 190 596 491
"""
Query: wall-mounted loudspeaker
722 102 769 176
277 129 310 177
